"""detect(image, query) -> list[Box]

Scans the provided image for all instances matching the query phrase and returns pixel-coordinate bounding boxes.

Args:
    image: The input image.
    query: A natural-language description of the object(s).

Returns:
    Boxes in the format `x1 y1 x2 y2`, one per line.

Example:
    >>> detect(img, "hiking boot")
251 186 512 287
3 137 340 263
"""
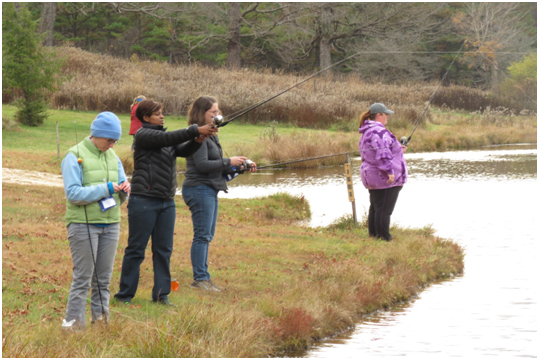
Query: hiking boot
152 297 177 307
190 280 220 292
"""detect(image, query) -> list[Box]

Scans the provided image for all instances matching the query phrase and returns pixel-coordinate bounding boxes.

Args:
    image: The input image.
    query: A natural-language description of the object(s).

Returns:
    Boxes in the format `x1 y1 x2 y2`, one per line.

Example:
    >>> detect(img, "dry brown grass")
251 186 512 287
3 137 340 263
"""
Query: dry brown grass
407 110 538 152
43 46 535 130
234 127 359 168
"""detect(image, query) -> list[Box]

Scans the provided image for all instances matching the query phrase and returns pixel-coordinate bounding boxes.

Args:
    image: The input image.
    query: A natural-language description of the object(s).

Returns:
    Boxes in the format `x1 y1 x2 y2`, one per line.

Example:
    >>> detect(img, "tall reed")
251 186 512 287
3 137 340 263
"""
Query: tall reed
34 47 535 130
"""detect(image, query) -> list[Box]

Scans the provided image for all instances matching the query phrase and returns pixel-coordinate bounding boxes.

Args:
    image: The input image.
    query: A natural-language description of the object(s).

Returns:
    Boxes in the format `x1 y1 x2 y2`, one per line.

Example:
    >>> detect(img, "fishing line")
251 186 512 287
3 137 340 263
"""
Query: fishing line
218 43 520 128
256 151 359 169
255 139 405 169
218 50 365 127
74 121 107 323
400 42 467 146
219 43 467 169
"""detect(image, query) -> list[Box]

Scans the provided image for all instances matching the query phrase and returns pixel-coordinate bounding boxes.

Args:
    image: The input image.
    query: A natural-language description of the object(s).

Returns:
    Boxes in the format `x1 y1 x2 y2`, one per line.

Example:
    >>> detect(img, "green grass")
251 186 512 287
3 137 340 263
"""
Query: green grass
2 105 334 173
2 178 464 357
2 104 321 153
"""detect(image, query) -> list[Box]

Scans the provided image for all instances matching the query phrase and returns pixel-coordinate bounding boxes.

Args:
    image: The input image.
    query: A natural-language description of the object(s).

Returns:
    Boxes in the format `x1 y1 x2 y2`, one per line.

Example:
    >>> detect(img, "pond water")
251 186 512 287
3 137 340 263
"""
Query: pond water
179 144 537 358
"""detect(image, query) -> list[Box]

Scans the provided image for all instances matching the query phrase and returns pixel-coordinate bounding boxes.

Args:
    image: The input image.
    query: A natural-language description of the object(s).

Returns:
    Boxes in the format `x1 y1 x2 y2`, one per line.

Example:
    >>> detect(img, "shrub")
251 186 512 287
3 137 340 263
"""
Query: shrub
2 3 63 127
2 115 20 131
499 53 537 110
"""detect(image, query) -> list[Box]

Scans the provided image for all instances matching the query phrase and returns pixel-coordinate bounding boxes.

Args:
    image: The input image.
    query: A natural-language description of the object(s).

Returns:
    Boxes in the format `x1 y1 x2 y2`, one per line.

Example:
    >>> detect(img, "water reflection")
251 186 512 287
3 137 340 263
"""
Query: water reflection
405 148 537 180
177 146 537 228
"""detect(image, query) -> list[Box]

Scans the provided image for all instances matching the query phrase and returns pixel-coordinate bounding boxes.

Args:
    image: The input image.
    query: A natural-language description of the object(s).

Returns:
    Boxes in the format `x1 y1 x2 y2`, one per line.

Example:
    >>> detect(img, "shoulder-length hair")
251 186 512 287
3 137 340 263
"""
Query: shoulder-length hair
187 96 218 127
136 99 162 122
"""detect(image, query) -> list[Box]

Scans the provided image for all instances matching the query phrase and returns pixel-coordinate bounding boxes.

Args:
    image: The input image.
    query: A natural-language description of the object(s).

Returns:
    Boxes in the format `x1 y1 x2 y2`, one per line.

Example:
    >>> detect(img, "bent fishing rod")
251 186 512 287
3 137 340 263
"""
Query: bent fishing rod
400 42 466 146
214 51 364 128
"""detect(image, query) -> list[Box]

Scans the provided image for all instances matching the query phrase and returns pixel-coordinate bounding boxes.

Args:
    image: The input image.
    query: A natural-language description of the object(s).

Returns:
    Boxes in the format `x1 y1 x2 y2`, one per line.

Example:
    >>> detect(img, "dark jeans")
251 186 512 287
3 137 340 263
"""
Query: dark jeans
368 186 402 241
182 184 219 281
115 195 175 301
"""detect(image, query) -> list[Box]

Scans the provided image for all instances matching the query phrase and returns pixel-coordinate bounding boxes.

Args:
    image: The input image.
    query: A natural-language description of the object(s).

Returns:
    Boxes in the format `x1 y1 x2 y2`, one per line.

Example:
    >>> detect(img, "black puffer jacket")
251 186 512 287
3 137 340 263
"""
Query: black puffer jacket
131 123 201 199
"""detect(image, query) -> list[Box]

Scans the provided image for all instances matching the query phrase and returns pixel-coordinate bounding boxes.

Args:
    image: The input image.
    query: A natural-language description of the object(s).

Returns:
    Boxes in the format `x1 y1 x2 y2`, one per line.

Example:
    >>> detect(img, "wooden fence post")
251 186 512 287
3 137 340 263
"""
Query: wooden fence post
56 121 60 158
345 153 357 224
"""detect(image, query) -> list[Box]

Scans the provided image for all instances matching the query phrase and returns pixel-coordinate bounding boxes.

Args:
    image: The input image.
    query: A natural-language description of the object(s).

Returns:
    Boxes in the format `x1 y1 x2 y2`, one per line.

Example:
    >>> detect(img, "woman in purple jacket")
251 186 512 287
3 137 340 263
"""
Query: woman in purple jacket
358 103 408 241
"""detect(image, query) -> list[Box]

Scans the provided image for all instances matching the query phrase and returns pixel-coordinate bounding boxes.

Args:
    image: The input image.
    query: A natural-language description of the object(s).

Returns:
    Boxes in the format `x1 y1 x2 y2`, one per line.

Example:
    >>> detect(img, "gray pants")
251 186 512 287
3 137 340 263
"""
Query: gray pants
65 223 120 328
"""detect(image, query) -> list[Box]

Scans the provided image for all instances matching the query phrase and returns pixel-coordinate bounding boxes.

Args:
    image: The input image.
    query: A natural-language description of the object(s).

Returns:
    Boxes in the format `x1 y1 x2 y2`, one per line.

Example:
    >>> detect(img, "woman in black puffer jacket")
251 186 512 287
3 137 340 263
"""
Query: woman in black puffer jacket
115 99 216 306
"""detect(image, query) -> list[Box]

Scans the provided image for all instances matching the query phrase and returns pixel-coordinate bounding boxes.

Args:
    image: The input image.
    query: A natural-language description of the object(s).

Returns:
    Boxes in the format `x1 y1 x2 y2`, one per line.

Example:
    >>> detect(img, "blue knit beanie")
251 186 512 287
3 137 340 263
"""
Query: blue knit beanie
91 112 122 140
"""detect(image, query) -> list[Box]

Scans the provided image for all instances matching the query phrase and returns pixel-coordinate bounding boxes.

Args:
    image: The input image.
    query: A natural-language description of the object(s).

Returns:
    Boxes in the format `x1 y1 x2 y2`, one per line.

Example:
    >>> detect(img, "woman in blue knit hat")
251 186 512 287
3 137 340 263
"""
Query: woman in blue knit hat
61 111 130 330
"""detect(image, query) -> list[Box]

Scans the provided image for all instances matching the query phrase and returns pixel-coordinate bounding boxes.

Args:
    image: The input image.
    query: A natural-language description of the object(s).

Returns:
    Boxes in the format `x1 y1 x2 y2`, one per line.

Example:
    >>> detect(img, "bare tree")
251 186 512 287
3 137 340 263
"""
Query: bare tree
39 2 57 46
453 3 535 93
227 2 242 69
275 2 446 76
221 3 299 69
108 2 296 68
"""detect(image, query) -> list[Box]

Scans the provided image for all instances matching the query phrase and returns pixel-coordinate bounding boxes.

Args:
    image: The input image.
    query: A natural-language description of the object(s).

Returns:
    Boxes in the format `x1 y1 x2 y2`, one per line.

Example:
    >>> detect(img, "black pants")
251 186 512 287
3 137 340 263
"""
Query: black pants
115 195 175 301
368 186 402 241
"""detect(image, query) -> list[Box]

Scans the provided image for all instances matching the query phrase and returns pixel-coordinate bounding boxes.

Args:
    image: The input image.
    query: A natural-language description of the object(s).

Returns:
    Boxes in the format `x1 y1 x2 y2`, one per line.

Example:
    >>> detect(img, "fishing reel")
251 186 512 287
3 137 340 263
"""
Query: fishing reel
231 159 254 173
400 137 408 146
225 159 254 182
243 159 254 171
212 115 224 128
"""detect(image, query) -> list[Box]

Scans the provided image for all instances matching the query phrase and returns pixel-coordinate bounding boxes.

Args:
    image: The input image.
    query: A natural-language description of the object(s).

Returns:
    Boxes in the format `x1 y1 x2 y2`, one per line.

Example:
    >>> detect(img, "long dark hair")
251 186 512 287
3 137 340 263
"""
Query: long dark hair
188 96 218 126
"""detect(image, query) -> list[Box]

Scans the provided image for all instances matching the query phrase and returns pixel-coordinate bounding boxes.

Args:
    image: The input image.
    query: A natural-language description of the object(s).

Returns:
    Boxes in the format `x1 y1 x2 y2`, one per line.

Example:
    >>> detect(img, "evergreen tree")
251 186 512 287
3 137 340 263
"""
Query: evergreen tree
2 3 62 126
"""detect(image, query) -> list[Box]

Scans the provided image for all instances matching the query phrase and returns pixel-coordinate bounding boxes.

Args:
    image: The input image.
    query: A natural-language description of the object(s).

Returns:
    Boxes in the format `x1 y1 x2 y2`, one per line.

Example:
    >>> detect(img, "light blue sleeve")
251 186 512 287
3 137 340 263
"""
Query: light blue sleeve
117 157 127 184
61 153 110 205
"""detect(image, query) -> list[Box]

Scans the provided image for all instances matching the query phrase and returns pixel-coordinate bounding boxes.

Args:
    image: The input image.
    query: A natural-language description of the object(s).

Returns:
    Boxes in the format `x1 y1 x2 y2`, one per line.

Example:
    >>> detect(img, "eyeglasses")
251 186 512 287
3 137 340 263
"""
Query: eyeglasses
106 138 118 144
207 110 220 115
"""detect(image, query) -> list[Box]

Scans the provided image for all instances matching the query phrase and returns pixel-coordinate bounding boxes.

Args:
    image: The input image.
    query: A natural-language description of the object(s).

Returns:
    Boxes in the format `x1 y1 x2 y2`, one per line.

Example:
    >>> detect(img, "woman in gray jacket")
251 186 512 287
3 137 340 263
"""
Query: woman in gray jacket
182 96 257 291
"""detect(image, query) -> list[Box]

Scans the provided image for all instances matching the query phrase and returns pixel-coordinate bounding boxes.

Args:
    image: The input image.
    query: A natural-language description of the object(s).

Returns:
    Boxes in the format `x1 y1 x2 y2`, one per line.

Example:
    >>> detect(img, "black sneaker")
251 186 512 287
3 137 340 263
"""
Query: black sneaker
152 297 177 307
114 296 131 304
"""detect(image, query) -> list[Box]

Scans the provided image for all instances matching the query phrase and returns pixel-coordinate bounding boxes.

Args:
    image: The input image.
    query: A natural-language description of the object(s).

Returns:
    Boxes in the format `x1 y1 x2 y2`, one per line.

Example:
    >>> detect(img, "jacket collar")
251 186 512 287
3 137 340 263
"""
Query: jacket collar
82 137 104 155
142 122 166 131
359 120 385 134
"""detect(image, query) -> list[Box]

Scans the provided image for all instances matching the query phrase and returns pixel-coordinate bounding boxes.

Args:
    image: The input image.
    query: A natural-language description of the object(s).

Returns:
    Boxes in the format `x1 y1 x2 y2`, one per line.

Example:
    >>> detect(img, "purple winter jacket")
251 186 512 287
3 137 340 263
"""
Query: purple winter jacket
358 120 408 190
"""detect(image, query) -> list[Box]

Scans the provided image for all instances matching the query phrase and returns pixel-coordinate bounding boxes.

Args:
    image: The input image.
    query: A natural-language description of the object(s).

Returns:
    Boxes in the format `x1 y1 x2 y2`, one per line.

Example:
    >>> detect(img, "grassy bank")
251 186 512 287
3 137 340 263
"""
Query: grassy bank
2 182 464 357
2 105 536 175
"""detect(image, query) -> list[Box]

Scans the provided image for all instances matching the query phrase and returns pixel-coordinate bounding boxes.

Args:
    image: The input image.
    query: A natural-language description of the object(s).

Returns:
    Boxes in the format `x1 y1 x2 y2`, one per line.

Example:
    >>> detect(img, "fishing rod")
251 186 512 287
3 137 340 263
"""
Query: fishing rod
400 42 467 146
74 121 107 324
214 51 364 128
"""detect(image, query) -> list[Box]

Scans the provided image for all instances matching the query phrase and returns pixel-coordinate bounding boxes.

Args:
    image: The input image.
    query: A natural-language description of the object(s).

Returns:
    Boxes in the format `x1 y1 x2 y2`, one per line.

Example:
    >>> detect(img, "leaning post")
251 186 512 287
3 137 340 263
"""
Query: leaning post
56 121 60 159
345 153 357 224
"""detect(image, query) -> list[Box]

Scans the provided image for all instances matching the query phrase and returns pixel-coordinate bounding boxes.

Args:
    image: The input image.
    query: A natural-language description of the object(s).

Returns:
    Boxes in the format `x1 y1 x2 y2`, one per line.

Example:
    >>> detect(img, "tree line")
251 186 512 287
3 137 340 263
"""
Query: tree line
3 2 537 126
30 2 536 90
